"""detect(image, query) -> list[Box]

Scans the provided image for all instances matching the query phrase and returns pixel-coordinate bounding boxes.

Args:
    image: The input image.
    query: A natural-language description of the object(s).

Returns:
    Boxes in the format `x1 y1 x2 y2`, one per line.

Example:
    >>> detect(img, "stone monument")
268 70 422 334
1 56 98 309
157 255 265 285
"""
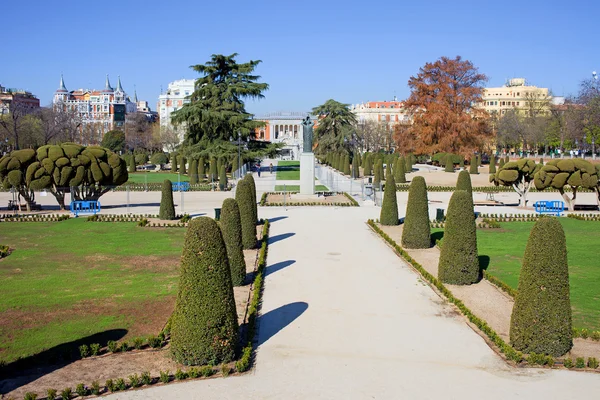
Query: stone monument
300 116 315 195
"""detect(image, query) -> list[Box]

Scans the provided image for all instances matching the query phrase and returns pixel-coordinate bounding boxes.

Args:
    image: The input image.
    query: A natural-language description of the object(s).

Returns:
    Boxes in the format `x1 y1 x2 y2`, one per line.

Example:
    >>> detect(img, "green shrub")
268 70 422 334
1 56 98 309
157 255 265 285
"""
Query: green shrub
171 153 178 172
159 180 176 220
141 371 152 385
188 367 200 378
147 335 161 348
385 160 391 179
444 154 454 172
24 392 37 400
129 373 141 388
438 190 479 285
89 343 100 356
180 156 187 174
198 157 206 179
60 387 72 399
575 357 585 368
119 341 129 352
221 364 230 377
510 217 572 357
47 388 57 400
352 155 360 178
115 378 127 391
151 152 168 166
588 357 599 369
219 165 228 191
235 345 252 372
137 218 149 227
380 174 399 226
456 170 472 193
401 176 430 249
343 154 351 175
489 155 496 174
220 199 246 286
170 218 239 365
563 358 573 368
469 157 478 174
78 344 89 358
189 159 198 184
236 179 257 249
210 158 218 181
244 174 258 225
394 156 406 184
128 155 136 173
75 383 86 397
405 153 413 172
133 337 144 350
160 370 170 383
364 155 372 176
200 366 214 377
373 159 382 187
107 340 118 353
105 379 115 392
175 368 188 380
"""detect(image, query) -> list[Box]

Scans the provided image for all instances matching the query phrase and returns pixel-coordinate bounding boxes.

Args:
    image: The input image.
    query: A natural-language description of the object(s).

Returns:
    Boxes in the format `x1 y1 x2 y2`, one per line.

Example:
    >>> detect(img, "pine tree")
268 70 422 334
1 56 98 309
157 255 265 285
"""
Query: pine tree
401 176 430 249
438 190 479 285
159 179 176 220
170 217 238 365
510 217 572 357
380 173 399 225
220 198 246 286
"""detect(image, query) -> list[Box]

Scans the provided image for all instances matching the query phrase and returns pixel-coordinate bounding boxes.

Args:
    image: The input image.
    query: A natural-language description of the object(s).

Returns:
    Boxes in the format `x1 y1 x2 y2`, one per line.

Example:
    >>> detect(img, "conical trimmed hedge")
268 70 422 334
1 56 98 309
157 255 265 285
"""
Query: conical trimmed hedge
343 154 351 175
405 154 413 172
172 152 178 172
159 179 176 220
189 159 198 184
373 159 382 187
219 165 228 191
235 179 257 249
170 217 238 365
444 154 454 172
510 217 572 357
438 190 478 285
394 156 406 183
352 155 360 178
128 155 136 173
220 198 246 286
489 155 496 174
244 173 257 224
364 155 372 176
469 157 478 174
401 176 430 248
180 156 187 174
210 158 218 182
198 157 206 180
380 173 399 225
456 170 472 193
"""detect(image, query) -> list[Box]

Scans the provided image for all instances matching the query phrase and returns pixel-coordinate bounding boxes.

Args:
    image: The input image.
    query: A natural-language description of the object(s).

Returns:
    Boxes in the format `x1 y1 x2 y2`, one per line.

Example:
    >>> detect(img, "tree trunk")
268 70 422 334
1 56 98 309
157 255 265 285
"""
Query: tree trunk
50 185 66 210
558 188 575 211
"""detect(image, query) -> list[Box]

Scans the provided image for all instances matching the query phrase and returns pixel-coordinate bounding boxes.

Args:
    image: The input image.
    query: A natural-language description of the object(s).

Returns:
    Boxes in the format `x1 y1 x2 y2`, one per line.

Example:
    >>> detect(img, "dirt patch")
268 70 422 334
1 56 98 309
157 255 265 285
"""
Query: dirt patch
376 222 600 362
1 229 264 399
265 193 352 205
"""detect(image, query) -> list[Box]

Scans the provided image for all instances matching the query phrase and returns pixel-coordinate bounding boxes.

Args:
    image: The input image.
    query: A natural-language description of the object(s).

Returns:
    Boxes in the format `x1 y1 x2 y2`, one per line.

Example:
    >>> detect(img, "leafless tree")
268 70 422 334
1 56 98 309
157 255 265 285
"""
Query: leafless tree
125 112 153 150
0 101 36 150
356 120 390 152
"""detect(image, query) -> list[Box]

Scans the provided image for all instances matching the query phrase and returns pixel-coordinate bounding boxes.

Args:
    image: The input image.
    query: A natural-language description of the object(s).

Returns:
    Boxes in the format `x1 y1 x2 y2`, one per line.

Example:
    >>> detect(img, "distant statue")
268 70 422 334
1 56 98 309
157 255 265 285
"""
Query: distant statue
301 116 314 153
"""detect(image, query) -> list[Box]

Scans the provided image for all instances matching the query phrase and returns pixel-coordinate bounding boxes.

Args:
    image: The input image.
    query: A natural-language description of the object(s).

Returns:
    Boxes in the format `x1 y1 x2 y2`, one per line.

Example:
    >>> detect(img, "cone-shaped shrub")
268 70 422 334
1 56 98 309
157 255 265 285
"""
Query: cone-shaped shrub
438 190 478 285
510 217 572 357
189 159 198 184
244 173 257 224
236 179 257 249
219 165 228 191
180 156 187 174
219 199 246 286
128 155 136 173
172 153 178 172
499 158 505 169
210 158 218 181
352 155 360 178
456 170 472 193
373 159 382 187
217 157 223 174
170 217 238 365
489 155 496 174
539 157 544 166
159 179 176 220
380 174 399 225
401 176 430 248
198 157 206 180
231 156 239 178
459 158 465 169
405 154 413 172
385 161 392 179
444 154 454 172
343 154 351 175
364 155 372 176
469 158 478 174
378 160 385 182
394 156 407 183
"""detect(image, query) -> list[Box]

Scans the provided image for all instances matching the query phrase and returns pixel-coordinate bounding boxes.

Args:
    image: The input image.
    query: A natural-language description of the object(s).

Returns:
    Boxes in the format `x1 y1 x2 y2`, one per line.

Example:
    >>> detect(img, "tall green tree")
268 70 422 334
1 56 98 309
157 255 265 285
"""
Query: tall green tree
171 53 268 145
101 130 126 153
311 99 357 154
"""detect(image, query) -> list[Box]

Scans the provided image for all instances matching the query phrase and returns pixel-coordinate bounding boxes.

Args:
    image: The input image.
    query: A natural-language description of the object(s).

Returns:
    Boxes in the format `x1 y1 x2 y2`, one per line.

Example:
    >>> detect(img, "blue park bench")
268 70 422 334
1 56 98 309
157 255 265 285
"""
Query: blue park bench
70 200 101 217
172 182 190 192
533 200 564 217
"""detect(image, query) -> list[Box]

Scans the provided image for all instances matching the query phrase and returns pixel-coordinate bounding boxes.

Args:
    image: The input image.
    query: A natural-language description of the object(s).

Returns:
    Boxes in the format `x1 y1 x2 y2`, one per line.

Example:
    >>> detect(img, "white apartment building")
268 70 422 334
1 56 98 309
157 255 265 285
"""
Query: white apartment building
157 79 195 142
481 78 553 116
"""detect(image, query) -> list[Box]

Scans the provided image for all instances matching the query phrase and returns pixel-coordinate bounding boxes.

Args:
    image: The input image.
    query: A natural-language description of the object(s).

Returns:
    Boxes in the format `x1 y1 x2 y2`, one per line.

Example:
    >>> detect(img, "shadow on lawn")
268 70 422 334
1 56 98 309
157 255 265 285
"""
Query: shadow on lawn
256 302 308 347
0 329 127 394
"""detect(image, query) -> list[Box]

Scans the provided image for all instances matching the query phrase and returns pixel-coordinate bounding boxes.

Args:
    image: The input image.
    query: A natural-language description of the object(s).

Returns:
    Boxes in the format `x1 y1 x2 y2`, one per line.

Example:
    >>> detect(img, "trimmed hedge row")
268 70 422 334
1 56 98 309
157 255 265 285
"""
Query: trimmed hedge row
395 184 595 193
1 214 70 222
259 192 359 207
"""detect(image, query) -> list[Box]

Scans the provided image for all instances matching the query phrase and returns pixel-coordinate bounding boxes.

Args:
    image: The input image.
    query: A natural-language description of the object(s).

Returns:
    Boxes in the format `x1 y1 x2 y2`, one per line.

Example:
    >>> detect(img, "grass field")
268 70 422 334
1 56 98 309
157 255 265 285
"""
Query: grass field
276 161 300 180
0 219 185 364
274 185 329 191
433 218 600 330
126 172 190 184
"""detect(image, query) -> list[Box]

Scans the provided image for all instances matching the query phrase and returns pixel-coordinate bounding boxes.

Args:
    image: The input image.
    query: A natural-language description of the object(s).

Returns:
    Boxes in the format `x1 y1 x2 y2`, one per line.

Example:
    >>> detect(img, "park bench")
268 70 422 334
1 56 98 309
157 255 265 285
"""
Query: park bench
172 182 190 192
70 200 101 217
533 200 564 217
317 191 334 198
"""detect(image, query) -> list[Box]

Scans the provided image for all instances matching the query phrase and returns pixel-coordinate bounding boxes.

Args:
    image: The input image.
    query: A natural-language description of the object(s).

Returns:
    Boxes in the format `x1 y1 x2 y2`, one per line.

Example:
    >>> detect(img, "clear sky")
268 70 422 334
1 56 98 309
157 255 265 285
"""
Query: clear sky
3 0 599 114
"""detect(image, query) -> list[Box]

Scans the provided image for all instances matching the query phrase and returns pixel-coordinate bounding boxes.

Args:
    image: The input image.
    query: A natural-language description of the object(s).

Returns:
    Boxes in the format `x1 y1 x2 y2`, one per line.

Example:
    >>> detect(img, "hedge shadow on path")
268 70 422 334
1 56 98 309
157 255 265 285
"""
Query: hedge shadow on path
268 232 296 244
265 260 296 277
257 302 308 347
0 328 127 394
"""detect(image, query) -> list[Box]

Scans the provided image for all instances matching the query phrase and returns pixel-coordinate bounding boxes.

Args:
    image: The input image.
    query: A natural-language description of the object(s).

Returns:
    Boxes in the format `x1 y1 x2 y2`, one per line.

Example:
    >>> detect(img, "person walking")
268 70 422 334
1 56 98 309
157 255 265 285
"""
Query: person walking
256 163 261 177
269 163 273 174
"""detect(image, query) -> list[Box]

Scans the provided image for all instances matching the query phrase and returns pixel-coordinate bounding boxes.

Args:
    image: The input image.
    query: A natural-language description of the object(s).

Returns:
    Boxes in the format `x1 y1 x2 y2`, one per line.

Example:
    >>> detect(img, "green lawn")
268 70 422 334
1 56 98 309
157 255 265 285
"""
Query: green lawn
274 185 329 192
0 219 185 364
433 219 600 330
126 172 190 184
276 161 300 180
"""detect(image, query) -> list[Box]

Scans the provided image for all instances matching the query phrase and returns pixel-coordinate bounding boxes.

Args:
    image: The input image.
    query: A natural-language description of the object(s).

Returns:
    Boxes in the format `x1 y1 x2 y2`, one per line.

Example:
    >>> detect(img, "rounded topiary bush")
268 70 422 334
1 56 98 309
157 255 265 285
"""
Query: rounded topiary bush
456 170 473 193
220 198 246 286
235 179 257 249
159 179 175 220
510 217 572 357
170 217 238 365
438 190 478 285
401 176 430 249
380 174 399 225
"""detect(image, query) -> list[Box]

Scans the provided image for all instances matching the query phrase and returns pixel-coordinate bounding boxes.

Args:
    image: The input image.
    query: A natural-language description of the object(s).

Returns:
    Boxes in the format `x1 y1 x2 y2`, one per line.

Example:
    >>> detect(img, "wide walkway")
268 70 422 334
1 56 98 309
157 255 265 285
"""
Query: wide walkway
108 206 599 399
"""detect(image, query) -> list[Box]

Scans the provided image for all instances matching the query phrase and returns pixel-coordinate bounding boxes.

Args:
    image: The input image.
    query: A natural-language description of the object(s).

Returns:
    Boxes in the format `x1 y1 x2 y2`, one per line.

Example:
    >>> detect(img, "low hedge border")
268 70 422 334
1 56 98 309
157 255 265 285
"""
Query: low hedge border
367 219 600 371
396 184 595 193
16 220 271 400
1 214 70 223
260 192 358 207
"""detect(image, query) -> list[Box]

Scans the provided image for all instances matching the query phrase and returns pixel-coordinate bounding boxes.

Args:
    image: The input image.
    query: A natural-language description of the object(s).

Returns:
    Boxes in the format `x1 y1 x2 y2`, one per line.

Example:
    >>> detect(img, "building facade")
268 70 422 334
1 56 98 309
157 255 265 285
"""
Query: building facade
350 99 410 124
254 112 316 160
0 84 40 115
481 78 554 117
157 79 195 143
53 75 137 143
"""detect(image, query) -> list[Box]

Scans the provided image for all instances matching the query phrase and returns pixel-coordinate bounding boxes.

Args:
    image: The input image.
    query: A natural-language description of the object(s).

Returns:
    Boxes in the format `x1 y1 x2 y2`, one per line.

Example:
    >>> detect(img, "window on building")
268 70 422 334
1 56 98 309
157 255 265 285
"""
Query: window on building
517 102 520 106
184 91 190 95
517 92 520 96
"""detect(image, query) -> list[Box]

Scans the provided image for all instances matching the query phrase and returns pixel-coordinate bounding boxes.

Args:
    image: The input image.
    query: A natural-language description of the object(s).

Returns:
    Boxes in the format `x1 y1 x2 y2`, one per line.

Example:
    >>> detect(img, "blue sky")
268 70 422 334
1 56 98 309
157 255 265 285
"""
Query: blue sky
4 0 599 114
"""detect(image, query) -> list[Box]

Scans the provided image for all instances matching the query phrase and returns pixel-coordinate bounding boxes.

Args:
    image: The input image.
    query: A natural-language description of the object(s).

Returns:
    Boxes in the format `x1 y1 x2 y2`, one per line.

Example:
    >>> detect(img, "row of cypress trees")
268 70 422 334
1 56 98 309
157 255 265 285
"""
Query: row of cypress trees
322 152 415 183
170 172 259 365
380 169 572 357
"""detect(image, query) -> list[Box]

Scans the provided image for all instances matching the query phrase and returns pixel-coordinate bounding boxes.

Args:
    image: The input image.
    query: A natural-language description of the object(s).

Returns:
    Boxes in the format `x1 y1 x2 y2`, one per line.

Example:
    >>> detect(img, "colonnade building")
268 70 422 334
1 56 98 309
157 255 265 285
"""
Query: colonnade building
254 112 317 160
